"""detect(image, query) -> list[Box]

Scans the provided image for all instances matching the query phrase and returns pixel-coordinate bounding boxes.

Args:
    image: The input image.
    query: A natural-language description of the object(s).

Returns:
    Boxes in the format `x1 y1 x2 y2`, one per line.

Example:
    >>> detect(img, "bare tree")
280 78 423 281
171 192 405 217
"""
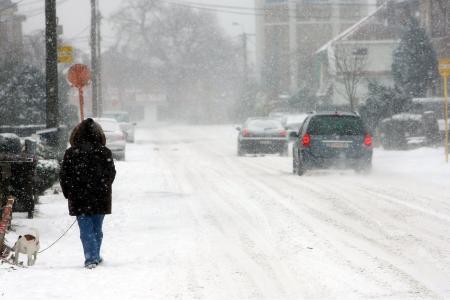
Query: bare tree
22 30 46 70
110 0 240 121
333 46 368 111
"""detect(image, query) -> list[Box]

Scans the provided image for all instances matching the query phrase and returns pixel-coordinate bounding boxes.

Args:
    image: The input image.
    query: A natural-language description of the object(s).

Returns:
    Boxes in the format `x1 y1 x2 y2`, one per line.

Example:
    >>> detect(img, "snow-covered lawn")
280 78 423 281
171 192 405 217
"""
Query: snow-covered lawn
2 125 450 299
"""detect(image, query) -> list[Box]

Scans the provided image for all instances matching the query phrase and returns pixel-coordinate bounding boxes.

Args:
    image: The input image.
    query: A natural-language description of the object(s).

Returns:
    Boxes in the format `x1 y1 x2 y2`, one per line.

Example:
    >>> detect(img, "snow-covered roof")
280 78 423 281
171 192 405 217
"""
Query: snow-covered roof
385 113 422 122
412 97 445 104
316 2 388 54
0 133 19 139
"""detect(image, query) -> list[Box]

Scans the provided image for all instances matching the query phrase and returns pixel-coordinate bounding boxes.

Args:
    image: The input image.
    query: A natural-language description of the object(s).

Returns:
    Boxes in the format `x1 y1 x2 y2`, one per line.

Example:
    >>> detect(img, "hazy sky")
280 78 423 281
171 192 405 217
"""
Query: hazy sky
20 0 255 52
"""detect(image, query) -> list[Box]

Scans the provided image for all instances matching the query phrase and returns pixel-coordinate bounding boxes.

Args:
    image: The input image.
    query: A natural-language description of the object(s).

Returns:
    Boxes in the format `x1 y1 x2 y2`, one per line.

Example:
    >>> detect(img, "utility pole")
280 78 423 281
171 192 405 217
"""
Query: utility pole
97 11 103 116
233 23 250 87
91 0 98 117
242 33 248 88
288 0 298 94
45 0 59 128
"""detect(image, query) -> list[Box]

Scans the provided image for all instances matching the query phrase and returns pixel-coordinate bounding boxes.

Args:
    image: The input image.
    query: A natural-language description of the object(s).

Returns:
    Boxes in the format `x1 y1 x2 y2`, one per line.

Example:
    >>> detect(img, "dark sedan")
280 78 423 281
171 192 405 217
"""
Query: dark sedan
237 118 289 156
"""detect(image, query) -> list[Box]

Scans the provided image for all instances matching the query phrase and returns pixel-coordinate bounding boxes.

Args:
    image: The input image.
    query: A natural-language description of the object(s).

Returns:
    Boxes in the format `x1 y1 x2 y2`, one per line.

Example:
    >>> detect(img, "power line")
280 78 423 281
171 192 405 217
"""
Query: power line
162 0 261 11
160 0 379 13
159 0 266 17
17 0 43 8
158 0 379 18
18 0 70 18
67 24 90 40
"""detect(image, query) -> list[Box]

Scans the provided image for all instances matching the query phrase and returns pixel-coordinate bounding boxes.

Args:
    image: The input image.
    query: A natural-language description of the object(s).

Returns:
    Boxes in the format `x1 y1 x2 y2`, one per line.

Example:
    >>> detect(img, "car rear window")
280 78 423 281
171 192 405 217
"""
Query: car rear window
307 116 364 136
103 112 130 122
246 120 283 130
96 119 120 132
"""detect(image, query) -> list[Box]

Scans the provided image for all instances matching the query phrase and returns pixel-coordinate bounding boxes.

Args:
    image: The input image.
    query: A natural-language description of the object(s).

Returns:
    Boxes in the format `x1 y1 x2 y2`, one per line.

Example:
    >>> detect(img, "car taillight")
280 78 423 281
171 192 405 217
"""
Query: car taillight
302 133 311 147
280 130 287 137
242 128 250 137
112 132 125 141
364 134 372 147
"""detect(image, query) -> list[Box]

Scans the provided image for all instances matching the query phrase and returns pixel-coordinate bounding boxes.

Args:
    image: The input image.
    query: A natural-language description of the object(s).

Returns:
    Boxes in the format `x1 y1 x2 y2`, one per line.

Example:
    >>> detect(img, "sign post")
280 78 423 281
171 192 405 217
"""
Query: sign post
439 59 450 163
68 64 91 121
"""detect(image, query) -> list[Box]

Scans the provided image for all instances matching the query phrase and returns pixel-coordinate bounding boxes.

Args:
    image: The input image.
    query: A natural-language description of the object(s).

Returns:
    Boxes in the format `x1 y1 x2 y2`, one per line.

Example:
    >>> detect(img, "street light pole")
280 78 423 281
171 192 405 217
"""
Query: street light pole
45 0 59 128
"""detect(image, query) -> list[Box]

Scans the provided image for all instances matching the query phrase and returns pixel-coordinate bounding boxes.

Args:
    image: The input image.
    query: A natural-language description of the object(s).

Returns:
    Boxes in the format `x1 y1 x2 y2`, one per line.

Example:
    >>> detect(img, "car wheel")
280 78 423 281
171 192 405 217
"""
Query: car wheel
115 153 125 161
280 144 289 157
237 143 245 156
295 153 306 176
355 160 372 174
292 156 297 174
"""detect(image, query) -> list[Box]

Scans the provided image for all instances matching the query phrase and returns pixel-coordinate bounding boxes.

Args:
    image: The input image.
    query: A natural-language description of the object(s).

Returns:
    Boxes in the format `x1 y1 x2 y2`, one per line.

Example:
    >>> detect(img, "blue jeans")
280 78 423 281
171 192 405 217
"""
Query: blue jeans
77 214 105 266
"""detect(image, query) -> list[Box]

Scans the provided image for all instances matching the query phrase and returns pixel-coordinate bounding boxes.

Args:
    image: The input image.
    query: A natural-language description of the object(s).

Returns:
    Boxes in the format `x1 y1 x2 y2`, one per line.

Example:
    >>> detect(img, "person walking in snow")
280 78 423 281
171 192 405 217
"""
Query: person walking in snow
60 118 116 269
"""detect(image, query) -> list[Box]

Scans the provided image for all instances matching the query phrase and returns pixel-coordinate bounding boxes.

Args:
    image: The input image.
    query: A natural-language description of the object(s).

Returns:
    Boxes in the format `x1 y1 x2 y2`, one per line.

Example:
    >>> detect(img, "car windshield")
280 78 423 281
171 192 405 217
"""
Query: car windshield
96 119 120 132
307 116 364 136
103 112 129 122
246 120 283 130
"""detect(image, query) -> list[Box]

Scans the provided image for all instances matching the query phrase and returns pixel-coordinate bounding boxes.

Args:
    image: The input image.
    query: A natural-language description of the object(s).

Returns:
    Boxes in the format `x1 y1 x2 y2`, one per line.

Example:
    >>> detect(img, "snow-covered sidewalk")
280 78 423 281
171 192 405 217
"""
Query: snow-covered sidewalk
2 125 450 299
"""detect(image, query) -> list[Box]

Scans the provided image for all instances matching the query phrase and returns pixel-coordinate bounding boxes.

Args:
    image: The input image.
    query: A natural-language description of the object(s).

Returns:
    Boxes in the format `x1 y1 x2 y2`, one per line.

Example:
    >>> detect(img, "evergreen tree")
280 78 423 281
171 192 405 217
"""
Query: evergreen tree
392 17 438 98
0 62 46 126
360 82 410 132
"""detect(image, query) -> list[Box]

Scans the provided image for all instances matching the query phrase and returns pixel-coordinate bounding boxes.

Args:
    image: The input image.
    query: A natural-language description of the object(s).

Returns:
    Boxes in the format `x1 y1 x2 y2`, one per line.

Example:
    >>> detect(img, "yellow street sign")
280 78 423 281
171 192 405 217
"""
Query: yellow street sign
58 56 73 63
58 46 73 53
439 58 450 77
58 45 73 64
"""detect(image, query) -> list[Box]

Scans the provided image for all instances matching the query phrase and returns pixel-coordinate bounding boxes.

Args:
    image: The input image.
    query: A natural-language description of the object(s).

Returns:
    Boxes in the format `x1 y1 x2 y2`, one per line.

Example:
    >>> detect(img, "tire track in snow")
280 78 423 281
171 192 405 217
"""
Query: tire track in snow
230 154 450 298
169 126 404 298
141 126 450 298
148 128 273 299
183 126 447 298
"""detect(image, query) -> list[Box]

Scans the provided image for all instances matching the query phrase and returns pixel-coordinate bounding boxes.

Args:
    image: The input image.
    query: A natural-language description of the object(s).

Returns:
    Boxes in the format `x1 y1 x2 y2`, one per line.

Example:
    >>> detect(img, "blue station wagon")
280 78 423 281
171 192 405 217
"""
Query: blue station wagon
291 112 373 175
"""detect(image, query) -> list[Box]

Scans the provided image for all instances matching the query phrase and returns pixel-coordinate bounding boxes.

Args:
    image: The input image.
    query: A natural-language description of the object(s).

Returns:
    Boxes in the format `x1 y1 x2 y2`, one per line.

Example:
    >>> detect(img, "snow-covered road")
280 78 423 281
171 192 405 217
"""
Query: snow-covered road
2 125 450 299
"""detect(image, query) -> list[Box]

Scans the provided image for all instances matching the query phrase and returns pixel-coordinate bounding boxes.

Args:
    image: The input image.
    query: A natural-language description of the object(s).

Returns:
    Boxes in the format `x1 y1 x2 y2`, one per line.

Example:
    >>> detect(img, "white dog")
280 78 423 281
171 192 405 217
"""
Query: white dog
12 231 40 266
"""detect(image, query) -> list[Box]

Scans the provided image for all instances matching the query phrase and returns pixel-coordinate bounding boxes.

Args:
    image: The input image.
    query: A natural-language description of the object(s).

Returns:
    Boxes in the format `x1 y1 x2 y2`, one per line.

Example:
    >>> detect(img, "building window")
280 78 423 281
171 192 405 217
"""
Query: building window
353 48 368 56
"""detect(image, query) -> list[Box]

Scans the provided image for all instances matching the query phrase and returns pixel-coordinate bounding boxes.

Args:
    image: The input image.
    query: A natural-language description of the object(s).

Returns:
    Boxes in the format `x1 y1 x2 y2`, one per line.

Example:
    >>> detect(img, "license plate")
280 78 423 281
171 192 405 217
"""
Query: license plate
327 142 349 148
260 141 272 145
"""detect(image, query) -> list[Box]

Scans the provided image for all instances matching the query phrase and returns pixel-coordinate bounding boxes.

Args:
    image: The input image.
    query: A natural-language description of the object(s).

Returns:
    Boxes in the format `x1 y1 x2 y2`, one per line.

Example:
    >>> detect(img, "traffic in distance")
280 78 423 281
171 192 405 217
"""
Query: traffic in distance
236 111 373 175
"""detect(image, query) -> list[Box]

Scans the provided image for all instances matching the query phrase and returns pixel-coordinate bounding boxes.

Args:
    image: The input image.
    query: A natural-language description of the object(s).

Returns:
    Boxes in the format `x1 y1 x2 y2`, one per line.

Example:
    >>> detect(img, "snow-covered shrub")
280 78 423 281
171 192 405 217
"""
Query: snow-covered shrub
35 159 60 195
360 82 410 133
380 114 425 150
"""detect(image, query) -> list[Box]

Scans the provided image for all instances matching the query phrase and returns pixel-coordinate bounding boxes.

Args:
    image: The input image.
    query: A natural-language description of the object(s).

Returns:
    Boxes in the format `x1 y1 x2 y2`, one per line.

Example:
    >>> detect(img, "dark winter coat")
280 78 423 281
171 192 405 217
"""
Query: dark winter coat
60 119 116 216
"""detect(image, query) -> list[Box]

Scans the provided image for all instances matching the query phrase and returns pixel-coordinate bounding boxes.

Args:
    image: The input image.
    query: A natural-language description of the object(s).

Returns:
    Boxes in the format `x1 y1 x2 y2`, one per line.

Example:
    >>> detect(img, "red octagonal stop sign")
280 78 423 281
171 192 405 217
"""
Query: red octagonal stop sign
68 64 91 121
68 64 91 88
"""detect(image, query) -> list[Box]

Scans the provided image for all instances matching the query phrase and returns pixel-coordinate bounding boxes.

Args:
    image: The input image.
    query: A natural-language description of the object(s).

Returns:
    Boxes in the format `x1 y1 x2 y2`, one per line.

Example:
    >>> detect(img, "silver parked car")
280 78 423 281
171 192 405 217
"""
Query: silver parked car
102 111 136 143
237 118 289 156
94 118 126 160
